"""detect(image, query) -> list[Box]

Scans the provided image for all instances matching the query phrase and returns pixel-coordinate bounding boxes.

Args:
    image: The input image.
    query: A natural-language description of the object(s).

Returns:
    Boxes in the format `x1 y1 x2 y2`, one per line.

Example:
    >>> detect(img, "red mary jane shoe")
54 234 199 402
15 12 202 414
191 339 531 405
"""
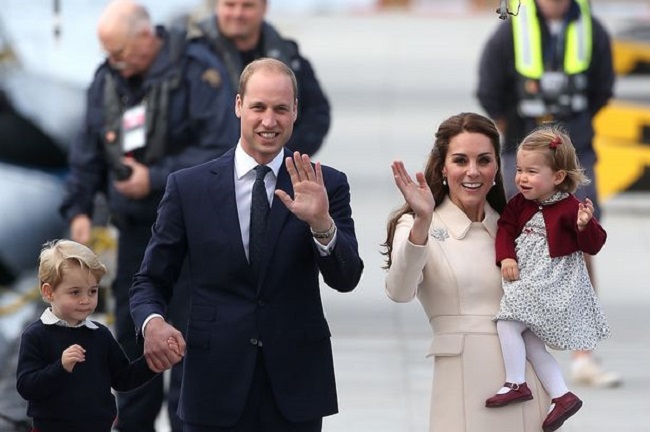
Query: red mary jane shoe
542 391 583 432
485 382 533 408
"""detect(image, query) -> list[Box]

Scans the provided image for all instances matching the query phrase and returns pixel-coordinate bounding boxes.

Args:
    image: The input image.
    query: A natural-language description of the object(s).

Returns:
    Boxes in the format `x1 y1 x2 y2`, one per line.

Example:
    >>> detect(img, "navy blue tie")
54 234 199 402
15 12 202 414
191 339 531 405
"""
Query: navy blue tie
249 165 271 270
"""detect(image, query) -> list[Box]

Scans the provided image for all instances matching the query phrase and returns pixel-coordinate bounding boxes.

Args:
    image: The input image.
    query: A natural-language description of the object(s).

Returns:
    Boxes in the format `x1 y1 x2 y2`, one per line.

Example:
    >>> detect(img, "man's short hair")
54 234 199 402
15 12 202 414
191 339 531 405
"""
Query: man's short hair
238 58 298 100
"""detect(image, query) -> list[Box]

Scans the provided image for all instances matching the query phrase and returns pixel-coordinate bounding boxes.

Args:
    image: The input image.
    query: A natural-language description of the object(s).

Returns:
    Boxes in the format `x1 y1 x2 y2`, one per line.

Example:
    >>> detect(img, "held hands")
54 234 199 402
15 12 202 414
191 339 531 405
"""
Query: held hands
501 258 520 282
61 344 86 373
275 152 331 232
167 337 182 356
577 198 595 232
143 317 186 373
391 161 435 245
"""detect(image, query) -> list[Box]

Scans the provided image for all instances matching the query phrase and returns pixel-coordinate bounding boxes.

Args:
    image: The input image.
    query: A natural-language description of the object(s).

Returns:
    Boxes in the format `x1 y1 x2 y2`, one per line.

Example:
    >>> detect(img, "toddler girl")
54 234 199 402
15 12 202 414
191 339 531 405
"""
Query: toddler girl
485 126 610 432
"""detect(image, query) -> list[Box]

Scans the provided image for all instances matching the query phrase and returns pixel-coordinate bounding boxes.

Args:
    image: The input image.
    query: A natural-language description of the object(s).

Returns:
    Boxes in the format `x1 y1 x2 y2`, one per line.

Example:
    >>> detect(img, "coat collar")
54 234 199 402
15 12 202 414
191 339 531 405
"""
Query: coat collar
436 196 499 240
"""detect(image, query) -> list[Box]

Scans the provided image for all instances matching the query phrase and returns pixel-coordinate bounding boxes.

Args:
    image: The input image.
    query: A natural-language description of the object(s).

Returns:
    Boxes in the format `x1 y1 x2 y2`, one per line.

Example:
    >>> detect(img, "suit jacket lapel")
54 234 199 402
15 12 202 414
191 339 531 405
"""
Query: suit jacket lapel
207 151 248 269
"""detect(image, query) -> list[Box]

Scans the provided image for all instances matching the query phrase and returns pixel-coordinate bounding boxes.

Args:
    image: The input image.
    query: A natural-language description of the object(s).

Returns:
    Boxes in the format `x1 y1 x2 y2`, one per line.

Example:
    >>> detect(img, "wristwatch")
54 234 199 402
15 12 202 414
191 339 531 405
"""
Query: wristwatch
311 218 336 239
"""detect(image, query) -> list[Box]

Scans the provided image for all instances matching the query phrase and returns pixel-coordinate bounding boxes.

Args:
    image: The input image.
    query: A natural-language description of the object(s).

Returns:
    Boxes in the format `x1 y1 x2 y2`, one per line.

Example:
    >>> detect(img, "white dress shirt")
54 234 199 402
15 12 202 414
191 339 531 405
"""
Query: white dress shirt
234 143 336 259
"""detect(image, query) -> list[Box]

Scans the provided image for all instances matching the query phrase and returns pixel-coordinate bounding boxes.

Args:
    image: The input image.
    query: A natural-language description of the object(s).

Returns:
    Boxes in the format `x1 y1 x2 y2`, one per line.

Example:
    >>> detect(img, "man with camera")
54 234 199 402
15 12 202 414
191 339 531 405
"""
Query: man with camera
59 1 238 431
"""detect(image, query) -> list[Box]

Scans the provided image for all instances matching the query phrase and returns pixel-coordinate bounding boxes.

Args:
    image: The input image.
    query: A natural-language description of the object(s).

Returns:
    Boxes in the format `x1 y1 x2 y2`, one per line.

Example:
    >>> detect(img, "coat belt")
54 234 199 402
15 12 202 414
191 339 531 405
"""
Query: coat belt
430 315 497 335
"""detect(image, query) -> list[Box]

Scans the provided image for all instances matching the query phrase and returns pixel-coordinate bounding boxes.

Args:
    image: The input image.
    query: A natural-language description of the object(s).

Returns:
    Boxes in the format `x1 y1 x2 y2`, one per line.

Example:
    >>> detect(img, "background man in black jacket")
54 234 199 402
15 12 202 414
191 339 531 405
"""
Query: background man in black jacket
191 0 331 157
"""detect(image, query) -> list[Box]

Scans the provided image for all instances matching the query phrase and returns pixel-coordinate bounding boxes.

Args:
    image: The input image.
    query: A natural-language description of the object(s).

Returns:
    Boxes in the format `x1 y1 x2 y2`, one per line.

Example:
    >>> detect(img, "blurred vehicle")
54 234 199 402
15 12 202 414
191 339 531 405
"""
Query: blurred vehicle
594 18 650 202
0 0 219 287
0 28 82 287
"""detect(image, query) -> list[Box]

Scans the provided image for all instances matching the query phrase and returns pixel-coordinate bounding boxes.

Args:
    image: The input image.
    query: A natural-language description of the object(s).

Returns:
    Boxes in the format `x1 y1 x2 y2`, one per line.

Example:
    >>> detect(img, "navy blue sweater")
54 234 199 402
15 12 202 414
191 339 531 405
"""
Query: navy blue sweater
16 320 157 432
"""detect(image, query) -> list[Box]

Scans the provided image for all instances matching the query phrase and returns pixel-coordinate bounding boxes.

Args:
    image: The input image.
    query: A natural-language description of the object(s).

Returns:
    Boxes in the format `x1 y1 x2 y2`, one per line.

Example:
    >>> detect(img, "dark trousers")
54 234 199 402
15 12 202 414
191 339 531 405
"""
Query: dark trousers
113 222 188 432
183 353 322 432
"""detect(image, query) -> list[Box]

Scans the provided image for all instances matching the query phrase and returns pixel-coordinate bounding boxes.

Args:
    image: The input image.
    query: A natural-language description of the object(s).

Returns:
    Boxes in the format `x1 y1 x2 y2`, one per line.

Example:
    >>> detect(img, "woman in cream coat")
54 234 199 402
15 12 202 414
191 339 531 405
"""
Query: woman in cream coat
384 113 553 432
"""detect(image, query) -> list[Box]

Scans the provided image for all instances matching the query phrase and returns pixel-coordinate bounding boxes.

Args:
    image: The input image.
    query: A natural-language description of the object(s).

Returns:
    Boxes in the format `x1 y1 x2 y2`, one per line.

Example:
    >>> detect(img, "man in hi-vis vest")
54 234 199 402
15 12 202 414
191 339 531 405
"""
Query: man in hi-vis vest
476 0 619 388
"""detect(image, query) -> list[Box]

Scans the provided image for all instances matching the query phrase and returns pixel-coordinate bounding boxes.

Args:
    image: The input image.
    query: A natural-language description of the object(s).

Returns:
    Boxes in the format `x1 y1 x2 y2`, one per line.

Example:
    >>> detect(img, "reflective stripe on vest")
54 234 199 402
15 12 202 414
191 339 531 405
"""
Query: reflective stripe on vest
513 0 592 78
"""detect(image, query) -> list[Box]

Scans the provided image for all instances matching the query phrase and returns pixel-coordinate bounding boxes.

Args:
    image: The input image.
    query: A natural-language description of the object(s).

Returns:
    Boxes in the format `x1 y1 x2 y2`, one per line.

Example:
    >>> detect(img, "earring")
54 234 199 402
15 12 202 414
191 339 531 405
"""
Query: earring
492 180 496 186
442 177 447 186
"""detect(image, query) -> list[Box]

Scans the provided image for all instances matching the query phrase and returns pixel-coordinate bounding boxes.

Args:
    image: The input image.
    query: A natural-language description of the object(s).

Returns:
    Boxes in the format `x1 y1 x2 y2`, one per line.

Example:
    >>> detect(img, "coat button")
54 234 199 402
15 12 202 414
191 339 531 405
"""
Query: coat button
249 338 258 346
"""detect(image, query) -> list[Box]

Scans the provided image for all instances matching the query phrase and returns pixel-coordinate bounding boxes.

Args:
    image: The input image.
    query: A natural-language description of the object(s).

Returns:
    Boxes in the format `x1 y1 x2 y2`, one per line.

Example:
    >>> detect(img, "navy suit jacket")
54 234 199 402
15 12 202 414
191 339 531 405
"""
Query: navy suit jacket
130 147 363 427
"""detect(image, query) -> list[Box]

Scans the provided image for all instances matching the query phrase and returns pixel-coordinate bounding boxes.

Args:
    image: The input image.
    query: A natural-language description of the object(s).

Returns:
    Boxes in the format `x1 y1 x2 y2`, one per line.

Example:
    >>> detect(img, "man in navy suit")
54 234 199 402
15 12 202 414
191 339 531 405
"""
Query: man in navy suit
129 57 364 431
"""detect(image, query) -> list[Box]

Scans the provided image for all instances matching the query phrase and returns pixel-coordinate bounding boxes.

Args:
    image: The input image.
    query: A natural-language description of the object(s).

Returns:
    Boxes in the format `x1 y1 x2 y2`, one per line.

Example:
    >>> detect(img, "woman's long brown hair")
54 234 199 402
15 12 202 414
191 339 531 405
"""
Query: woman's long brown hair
381 112 507 269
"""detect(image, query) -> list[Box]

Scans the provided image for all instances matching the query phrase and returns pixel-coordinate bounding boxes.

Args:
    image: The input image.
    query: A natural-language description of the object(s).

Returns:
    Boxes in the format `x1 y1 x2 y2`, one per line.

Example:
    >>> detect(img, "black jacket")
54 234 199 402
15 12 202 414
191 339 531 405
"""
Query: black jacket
196 17 331 156
60 26 238 225
476 0 614 153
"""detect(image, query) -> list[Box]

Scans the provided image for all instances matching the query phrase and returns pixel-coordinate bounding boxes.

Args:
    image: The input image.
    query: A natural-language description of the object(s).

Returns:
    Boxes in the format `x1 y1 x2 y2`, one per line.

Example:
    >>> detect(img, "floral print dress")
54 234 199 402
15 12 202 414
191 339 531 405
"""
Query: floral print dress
495 192 611 350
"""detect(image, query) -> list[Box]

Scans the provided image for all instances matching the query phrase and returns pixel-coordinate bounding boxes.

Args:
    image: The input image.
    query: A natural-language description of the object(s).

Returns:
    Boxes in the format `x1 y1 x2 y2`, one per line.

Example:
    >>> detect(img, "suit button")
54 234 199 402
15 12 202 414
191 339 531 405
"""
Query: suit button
257 300 265 306
249 338 258 346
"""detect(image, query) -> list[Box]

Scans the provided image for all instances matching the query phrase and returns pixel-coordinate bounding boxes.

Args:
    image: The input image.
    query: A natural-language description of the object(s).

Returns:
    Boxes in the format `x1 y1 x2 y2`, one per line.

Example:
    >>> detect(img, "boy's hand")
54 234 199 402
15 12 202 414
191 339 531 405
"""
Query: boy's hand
577 198 594 231
62 344 86 373
143 318 185 372
167 337 184 357
501 258 520 282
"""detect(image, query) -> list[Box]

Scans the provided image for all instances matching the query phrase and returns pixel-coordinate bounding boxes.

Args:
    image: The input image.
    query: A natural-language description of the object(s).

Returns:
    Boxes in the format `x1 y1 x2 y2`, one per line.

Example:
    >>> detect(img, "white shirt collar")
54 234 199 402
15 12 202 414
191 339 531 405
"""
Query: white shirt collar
436 196 499 240
40 307 98 329
234 141 284 180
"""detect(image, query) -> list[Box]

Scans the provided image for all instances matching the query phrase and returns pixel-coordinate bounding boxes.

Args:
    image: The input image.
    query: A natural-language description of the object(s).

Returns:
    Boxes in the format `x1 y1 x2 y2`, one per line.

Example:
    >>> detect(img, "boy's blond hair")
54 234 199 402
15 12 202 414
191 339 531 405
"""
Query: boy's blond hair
38 240 107 289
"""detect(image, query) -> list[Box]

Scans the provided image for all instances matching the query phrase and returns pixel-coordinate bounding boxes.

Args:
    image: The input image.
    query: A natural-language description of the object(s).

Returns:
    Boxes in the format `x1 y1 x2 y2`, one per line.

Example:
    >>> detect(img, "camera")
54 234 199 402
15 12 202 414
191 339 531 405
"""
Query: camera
113 164 133 181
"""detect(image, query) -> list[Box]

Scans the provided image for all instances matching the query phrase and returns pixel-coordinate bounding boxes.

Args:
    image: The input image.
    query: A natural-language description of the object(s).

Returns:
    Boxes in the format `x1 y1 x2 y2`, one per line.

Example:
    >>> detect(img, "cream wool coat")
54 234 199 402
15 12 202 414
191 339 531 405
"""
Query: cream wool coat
386 198 554 432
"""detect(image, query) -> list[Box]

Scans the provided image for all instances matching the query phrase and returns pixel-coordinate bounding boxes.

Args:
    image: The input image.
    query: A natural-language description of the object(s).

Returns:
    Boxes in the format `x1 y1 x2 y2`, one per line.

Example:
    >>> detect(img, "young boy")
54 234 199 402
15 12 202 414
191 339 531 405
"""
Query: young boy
16 239 159 432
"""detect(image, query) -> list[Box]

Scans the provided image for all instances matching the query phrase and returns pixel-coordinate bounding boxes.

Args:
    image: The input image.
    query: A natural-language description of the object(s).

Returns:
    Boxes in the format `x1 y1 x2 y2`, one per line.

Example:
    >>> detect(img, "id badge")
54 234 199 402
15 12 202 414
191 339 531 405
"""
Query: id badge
122 105 147 153
540 72 567 96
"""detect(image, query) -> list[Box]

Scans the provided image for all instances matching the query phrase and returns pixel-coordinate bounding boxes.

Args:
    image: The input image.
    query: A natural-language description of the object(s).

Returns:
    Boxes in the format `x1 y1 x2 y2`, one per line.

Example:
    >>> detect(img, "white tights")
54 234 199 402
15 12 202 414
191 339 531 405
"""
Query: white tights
496 320 568 398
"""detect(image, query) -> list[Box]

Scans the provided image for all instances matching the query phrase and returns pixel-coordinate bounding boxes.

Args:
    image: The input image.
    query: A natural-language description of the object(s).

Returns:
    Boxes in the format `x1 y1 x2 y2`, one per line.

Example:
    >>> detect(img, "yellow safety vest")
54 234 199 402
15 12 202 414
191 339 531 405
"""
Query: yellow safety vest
513 0 592 78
